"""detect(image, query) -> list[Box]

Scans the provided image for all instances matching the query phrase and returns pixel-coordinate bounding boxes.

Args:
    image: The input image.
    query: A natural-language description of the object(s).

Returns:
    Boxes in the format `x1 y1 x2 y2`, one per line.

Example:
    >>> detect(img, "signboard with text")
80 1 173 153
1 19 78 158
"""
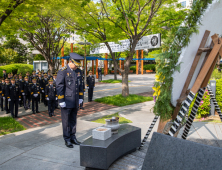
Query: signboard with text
90 33 161 54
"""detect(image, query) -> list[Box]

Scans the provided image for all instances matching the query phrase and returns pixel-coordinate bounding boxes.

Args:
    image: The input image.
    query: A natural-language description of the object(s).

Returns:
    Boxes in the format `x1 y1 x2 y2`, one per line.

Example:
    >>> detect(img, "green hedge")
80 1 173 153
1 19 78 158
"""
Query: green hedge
0 64 33 77
216 78 222 111
130 64 156 73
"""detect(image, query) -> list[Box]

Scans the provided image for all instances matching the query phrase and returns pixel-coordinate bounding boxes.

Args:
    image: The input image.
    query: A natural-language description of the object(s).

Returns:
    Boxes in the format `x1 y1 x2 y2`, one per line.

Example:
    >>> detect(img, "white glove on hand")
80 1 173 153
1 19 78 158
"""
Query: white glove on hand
59 102 66 108
87 87 89 89
19 99 21 101
22 93 25 95
3 97 5 100
79 99 83 104
42 90 44 93
56 97 58 100
34 94 38 97
8 98 11 101
47 97 49 100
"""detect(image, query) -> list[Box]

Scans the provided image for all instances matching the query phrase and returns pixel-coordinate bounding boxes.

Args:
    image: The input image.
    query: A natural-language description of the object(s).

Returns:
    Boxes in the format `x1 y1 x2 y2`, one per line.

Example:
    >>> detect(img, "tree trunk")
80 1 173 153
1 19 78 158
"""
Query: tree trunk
122 72 129 97
138 50 142 74
48 61 55 73
114 64 117 80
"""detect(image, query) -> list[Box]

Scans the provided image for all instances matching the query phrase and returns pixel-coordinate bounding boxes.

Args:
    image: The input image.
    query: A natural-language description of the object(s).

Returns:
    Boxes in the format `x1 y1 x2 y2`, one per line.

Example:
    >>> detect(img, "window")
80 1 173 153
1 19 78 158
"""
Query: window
181 1 186 8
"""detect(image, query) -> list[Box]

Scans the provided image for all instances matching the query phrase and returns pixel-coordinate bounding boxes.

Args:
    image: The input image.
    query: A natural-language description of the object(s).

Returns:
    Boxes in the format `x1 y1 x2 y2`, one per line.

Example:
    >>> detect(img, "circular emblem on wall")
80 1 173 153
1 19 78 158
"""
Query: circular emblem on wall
151 36 158 46
91 48 95 53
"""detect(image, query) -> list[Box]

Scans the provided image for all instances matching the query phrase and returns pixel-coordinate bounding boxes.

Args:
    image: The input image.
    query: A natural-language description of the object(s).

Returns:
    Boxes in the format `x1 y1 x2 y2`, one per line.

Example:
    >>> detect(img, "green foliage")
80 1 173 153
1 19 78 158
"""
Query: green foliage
147 49 162 58
211 69 222 80
91 112 132 124
0 64 33 77
95 94 153 107
216 78 222 111
130 64 156 73
34 54 45 60
153 0 213 120
100 79 130 83
0 116 26 136
188 90 210 119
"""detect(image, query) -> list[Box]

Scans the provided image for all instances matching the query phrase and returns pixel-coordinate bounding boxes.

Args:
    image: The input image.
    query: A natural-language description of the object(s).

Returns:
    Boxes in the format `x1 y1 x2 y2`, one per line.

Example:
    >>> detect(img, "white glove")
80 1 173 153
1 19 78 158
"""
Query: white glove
79 99 83 104
47 97 49 100
34 94 38 97
42 90 44 93
19 98 21 101
8 98 11 101
22 93 25 95
56 97 58 100
87 87 89 89
59 102 66 108
3 97 5 100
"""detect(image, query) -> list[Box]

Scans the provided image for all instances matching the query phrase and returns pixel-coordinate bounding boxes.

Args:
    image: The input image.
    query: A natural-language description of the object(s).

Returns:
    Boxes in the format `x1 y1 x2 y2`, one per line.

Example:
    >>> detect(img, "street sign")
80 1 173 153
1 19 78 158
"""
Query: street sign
90 33 161 54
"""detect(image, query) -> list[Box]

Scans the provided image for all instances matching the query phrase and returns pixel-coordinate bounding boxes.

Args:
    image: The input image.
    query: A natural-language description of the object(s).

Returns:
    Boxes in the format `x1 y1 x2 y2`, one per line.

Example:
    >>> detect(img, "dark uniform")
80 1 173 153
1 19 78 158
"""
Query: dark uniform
3 71 7 79
53 74 58 108
0 80 4 111
37 74 43 103
98 67 102 81
87 73 95 102
4 80 11 114
18 77 24 107
29 81 40 114
8 81 21 118
80 75 85 109
42 76 48 106
45 78 57 117
22 78 31 110
56 54 84 147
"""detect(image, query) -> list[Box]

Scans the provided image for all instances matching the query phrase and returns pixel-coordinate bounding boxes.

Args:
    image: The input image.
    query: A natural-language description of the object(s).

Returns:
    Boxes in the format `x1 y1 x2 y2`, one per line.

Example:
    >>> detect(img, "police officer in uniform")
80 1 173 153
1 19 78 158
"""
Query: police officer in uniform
8 78 21 118
31 70 37 82
53 73 58 109
18 73 24 107
29 78 40 114
37 72 43 103
98 67 102 81
56 53 84 148
42 73 48 106
45 78 57 117
5 78 11 114
0 78 5 111
87 70 95 102
22 76 31 110
3 70 7 79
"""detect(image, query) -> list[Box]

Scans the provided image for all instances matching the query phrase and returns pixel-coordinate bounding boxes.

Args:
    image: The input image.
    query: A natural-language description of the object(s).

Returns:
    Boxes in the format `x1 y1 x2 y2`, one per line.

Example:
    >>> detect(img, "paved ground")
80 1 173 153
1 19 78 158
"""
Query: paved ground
0 74 221 169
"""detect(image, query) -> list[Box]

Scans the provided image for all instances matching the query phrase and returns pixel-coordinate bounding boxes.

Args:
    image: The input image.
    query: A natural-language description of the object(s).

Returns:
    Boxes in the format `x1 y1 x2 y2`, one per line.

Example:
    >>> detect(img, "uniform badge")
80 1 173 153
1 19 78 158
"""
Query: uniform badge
68 81 71 85
77 72 80 77
67 73 69 77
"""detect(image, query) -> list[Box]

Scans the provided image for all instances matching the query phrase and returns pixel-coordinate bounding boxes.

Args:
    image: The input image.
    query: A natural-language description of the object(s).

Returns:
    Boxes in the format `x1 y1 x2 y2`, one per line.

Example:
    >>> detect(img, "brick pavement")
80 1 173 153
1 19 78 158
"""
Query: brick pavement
16 101 117 129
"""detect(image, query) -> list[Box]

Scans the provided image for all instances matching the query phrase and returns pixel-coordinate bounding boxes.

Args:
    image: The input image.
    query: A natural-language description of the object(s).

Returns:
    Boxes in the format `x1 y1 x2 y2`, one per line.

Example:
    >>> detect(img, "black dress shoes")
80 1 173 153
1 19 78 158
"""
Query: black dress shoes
32 111 35 114
36 111 40 113
65 141 73 148
80 107 84 110
71 138 81 145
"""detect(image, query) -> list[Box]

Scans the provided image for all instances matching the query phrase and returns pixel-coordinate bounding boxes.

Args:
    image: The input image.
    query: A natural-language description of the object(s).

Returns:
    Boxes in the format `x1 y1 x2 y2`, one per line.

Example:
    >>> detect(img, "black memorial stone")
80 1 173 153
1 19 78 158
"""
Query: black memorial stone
142 132 222 170
80 124 141 170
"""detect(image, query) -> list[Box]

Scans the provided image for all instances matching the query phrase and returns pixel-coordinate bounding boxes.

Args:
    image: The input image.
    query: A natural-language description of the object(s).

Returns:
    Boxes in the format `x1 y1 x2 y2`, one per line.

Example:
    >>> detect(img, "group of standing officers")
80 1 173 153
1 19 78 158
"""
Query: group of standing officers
0 67 96 118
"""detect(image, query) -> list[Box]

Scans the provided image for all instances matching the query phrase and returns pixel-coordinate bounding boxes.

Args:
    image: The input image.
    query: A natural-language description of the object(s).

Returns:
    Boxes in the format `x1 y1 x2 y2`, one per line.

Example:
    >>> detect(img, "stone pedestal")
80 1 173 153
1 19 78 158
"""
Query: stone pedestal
92 127 111 140
80 124 141 170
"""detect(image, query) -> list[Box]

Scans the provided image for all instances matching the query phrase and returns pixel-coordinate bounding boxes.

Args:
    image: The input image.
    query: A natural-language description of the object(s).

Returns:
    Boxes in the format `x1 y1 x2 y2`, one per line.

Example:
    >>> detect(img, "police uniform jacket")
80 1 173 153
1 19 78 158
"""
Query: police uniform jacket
18 79 24 94
45 84 57 100
82 76 85 93
37 77 43 88
56 66 84 108
87 75 95 88
8 84 21 100
21 81 30 95
0 83 4 98
42 78 48 92
4 83 11 98
3 73 7 79
29 83 40 97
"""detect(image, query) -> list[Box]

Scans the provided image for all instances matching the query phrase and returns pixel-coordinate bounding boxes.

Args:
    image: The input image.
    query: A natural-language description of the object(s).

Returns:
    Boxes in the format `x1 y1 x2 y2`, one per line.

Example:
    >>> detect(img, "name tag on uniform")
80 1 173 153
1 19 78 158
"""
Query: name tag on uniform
77 72 81 77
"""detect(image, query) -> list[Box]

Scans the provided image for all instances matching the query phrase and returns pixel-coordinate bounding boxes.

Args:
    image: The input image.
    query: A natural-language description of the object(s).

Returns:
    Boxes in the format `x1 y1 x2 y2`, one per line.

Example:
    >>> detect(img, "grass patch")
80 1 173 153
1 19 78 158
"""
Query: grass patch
0 117 26 136
92 112 132 124
95 94 153 107
99 79 130 83
194 119 222 123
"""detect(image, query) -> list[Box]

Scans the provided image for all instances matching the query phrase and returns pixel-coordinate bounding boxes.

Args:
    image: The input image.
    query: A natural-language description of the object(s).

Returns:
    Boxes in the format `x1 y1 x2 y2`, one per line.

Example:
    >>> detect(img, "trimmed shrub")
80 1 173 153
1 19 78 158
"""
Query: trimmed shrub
216 78 222 111
130 64 156 73
0 64 33 77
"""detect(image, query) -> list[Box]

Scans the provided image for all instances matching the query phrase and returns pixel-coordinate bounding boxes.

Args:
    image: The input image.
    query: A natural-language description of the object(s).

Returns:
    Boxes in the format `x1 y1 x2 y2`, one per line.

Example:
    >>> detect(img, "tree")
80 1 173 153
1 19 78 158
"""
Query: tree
2 37 29 63
13 10 71 73
59 0 187 97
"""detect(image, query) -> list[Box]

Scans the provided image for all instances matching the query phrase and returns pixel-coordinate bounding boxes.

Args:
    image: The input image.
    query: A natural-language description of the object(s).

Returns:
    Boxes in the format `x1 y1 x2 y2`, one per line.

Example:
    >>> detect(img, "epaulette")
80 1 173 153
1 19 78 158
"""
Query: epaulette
29 83 32 84
46 84 49 86
60 66 67 71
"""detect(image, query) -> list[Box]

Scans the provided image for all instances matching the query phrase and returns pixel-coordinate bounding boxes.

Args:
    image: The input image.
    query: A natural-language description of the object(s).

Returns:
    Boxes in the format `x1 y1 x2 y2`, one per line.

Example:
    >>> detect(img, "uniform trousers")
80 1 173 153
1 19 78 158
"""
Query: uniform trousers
5 98 10 112
48 99 55 116
88 88 94 101
61 107 77 142
0 97 3 111
23 95 30 109
80 95 84 108
19 94 23 107
32 97 39 112
10 99 18 117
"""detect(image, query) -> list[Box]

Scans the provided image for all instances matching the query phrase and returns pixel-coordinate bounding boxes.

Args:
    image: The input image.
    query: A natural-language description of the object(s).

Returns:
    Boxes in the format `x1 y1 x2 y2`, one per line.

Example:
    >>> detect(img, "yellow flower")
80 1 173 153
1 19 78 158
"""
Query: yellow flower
155 73 165 82
153 86 161 97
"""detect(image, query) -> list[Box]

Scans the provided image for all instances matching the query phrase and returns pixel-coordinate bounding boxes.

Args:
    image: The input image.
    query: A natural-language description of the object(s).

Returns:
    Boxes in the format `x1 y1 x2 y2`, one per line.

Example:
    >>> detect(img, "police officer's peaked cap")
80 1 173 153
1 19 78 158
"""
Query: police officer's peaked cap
3 69 6 71
38 72 42 75
32 77 37 81
33 70 36 73
11 78 15 81
19 73 22 76
69 53 84 67
44 73 48 76
49 78 53 82
53 73 57 76
24 76 28 79
5 78 9 81
89 70 92 73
